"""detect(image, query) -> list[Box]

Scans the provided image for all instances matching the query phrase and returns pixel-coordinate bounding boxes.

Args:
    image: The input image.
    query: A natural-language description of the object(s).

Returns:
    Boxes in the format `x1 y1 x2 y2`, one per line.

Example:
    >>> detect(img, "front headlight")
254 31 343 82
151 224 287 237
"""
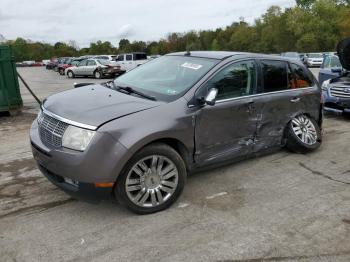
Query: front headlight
62 125 96 151
321 79 330 91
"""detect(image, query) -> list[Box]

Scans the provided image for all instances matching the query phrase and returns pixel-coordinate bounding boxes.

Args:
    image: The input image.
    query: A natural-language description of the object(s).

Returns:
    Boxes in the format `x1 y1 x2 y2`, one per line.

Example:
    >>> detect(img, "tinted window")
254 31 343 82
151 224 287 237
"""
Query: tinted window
126 54 133 61
117 55 124 61
205 60 256 100
134 53 147 60
87 60 96 66
261 60 289 92
290 64 313 88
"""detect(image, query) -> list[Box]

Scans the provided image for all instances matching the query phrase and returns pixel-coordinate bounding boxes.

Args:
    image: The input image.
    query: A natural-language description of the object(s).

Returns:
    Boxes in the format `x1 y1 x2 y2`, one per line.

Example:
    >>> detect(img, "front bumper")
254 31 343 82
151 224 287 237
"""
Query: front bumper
30 119 131 202
322 90 350 114
307 61 323 67
37 163 112 203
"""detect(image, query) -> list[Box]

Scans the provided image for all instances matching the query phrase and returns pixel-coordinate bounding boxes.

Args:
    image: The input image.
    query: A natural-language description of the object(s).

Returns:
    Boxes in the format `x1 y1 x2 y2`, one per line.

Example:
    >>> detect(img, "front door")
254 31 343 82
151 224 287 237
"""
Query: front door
195 60 259 164
75 60 87 76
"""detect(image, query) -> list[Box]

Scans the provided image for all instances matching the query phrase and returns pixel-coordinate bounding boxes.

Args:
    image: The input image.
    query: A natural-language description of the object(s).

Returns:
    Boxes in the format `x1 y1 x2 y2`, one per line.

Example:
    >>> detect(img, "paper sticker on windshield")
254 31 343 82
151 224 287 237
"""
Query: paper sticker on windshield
181 62 202 70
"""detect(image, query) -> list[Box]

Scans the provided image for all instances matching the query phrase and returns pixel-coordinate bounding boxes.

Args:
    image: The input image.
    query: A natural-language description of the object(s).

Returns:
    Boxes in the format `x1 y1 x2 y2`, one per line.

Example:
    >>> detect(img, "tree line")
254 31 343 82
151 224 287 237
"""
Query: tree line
3 0 350 62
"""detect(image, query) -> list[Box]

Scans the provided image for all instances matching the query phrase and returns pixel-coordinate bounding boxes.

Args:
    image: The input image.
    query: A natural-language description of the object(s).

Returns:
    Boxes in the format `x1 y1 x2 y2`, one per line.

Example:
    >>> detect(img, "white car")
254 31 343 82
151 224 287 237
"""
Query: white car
115 52 148 73
305 53 324 67
42 59 51 65
94 55 117 61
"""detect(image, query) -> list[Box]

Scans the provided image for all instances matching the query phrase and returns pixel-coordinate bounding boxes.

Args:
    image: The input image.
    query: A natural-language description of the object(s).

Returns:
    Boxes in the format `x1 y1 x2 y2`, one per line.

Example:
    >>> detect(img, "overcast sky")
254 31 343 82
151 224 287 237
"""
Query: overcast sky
0 0 295 47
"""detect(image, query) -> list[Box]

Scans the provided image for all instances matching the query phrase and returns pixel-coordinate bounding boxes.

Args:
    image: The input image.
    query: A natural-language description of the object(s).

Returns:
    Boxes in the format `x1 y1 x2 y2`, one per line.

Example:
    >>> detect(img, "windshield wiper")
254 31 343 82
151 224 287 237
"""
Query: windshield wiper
116 84 156 101
105 81 156 101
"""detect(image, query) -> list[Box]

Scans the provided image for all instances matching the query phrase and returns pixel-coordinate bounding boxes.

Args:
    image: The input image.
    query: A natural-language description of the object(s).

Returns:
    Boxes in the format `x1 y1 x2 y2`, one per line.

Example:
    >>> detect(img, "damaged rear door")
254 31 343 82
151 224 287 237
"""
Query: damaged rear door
252 59 318 152
194 60 259 164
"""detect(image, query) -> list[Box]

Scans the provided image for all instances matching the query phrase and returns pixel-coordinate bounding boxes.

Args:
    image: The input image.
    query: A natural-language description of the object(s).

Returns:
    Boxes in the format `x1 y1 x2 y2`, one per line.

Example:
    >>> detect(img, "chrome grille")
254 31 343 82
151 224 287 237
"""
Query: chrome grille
38 112 68 148
330 86 350 98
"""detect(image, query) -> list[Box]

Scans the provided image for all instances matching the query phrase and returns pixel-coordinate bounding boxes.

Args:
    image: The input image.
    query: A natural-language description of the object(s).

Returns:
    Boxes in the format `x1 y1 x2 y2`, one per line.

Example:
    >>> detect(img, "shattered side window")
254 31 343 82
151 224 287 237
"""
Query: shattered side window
290 64 313 88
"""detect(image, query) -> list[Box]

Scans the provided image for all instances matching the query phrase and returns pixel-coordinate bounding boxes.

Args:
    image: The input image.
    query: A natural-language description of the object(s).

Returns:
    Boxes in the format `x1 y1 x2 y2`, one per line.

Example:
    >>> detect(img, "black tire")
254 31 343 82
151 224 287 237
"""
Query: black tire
59 68 64 75
285 115 321 154
94 70 102 79
67 70 75 78
115 143 186 214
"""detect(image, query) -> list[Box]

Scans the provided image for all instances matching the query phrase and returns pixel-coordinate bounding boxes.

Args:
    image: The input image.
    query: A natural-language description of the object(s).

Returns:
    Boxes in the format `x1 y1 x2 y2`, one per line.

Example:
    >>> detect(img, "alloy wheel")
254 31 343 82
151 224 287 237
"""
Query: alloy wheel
291 115 317 145
125 155 179 208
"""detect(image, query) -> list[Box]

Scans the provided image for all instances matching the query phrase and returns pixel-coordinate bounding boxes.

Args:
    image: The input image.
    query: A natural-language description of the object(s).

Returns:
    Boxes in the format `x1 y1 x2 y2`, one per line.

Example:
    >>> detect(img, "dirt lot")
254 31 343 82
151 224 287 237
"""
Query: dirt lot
0 67 350 262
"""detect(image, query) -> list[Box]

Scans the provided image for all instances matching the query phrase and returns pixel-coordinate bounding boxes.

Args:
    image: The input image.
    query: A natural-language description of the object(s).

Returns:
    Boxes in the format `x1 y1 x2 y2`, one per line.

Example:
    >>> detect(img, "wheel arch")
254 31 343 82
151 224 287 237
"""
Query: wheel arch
130 137 193 172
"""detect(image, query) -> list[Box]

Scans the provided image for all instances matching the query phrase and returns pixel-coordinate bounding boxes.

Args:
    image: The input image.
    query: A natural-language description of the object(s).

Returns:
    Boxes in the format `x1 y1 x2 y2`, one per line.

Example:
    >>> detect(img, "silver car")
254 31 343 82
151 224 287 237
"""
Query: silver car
65 59 121 79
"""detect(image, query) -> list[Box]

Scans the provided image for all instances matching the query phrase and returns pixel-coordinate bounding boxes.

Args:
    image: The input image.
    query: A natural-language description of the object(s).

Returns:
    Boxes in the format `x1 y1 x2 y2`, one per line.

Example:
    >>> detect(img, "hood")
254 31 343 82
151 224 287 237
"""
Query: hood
337 37 350 71
43 84 162 128
330 75 350 86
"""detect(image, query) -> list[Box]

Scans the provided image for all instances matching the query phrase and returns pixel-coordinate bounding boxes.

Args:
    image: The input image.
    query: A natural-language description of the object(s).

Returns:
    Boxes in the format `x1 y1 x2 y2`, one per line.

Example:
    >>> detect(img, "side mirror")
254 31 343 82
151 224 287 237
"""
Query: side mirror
205 88 218 106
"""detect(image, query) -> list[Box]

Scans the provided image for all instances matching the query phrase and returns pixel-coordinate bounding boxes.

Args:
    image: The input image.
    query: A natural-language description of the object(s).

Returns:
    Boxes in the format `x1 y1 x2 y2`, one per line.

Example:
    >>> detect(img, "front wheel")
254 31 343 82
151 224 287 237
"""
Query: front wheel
67 70 74 78
115 143 186 214
286 114 321 153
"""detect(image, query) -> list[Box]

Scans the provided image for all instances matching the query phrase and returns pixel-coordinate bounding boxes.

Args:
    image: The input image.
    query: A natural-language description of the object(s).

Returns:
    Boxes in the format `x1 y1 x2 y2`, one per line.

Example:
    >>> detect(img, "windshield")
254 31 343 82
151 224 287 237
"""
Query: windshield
308 53 323 58
114 55 218 102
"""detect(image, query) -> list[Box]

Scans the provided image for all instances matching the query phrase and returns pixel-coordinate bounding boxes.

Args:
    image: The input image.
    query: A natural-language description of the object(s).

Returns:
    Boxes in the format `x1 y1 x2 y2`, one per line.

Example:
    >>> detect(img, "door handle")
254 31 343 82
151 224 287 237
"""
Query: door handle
290 97 301 103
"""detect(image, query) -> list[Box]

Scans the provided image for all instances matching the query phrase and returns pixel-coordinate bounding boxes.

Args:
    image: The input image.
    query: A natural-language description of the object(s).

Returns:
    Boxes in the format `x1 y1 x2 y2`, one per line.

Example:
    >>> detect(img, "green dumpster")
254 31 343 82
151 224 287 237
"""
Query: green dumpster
0 45 22 113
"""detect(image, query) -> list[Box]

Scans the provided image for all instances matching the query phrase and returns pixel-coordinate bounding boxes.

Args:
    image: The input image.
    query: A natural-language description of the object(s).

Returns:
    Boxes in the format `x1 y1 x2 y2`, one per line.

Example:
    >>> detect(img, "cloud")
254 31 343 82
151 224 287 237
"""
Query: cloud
0 0 295 46
117 24 135 39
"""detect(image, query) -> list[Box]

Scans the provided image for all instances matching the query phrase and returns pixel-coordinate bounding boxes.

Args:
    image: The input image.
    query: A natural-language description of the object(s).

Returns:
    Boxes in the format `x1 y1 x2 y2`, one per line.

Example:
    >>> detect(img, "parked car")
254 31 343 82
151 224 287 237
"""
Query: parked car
318 55 343 85
57 58 84 75
22 60 36 66
65 59 121 79
46 59 58 70
30 51 324 214
94 55 117 61
321 38 350 115
42 59 51 66
281 52 301 62
115 52 148 73
304 53 324 67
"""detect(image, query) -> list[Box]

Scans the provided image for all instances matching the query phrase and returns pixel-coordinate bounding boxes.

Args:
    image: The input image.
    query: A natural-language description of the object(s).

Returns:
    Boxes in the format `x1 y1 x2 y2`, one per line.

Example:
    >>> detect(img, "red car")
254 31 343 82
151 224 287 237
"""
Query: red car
58 58 83 75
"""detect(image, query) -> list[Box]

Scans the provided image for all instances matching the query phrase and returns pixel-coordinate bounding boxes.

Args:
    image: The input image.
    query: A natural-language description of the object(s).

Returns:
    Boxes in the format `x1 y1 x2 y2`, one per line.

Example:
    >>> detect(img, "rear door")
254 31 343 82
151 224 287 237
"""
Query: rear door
86 60 97 75
195 59 259 164
252 59 319 152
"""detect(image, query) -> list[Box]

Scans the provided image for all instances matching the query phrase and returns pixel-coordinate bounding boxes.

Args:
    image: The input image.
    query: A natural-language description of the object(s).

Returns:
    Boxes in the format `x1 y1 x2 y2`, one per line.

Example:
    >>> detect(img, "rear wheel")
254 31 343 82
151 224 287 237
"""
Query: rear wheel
67 70 74 78
94 70 102 79
115 143 186 214
59 68 64 75
286 114 321 153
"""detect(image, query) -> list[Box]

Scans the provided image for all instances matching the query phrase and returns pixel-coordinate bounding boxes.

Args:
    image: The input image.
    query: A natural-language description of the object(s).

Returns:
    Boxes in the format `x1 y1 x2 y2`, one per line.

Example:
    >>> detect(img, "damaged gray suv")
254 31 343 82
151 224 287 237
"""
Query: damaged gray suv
30 51 323 214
